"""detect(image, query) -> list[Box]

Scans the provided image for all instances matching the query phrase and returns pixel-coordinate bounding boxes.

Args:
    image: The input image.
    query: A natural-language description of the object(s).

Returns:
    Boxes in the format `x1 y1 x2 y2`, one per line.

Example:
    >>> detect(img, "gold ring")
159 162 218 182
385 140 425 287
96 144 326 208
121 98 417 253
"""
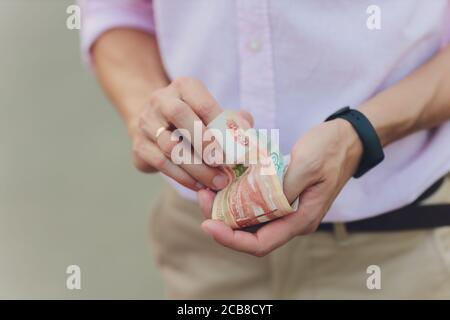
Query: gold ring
155 126 168 139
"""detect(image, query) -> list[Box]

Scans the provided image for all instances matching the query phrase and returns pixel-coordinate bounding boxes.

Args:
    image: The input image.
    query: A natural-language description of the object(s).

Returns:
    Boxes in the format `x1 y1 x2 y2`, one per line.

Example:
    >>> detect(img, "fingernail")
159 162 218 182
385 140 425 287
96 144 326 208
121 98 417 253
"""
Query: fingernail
195 182 205 190
212 174 228 189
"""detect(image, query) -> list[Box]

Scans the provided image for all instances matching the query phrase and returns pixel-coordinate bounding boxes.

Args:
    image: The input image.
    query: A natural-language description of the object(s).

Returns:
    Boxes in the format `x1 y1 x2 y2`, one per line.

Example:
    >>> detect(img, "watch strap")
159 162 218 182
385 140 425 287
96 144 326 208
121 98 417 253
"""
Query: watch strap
325 107 384 178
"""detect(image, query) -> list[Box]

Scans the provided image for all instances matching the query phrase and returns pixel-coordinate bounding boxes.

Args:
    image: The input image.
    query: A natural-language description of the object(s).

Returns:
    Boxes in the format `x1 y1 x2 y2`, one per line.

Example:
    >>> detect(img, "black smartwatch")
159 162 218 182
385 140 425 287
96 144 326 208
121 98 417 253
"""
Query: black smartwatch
325 106 384 178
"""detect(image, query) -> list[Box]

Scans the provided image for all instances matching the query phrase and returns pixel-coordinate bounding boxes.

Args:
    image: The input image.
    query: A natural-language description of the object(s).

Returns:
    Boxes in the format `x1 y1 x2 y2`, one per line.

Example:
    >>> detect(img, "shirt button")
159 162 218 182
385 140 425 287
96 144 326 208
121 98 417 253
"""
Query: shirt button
248 39 262 53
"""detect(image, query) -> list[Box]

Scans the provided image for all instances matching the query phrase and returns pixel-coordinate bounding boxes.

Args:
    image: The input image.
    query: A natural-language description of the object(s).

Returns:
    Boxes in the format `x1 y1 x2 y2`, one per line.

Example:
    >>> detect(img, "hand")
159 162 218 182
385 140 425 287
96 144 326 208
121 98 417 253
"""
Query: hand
198 119 363 256
131 77 230 191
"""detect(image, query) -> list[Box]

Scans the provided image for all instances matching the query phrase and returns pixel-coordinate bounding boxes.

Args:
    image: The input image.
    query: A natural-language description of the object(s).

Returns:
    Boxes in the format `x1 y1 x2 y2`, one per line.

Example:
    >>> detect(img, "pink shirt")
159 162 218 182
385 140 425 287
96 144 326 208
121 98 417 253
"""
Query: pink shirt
79 0 450 222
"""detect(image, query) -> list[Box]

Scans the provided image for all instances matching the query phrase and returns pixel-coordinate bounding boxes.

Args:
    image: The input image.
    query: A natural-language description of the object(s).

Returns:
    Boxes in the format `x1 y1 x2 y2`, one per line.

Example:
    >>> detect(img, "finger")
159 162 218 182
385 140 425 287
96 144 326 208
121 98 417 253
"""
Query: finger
157 95 215 158
182 162 229 190
254 212 304 252
140 97 229 190
157 129 229 190
283 158 317 203
135 140 204 191
172 77 222 124
197 189 215 219
201 220 263 255
132 151 158 173
202 210 303 256
236 110 254 128
139 105 170 142
132 134 158 173
289 183 333 233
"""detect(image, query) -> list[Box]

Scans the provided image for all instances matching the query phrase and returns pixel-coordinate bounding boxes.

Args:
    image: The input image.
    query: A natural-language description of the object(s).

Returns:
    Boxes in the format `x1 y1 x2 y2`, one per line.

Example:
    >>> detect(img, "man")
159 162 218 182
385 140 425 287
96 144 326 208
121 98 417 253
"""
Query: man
79 0 450 298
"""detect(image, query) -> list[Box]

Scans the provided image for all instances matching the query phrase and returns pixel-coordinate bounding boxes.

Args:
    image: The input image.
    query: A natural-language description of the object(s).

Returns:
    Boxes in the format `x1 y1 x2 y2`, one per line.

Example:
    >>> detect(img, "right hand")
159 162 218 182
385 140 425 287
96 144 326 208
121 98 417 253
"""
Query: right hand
131 77 231 191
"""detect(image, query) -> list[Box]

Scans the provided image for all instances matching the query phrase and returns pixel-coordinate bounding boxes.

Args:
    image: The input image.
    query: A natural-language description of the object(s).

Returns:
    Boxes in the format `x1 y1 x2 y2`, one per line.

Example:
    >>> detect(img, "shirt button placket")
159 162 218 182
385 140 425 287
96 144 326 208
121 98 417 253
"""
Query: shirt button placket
236 0 276 130
248 39 263 53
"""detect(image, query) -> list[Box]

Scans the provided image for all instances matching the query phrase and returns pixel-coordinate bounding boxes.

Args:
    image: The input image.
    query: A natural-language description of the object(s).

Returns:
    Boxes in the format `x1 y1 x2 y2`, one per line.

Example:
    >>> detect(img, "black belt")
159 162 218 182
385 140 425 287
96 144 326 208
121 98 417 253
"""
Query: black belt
317 177 450 233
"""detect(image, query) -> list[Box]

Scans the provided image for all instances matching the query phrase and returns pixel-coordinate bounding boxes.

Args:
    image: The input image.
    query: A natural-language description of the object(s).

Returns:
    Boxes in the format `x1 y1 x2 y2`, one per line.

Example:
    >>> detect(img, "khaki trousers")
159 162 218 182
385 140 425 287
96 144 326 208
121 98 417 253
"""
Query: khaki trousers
150 175 450 299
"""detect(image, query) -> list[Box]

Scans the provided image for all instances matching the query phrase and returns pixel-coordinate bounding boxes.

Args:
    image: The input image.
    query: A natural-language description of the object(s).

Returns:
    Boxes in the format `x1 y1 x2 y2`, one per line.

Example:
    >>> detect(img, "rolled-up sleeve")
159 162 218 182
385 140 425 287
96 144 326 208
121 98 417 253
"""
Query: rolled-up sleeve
77 0 155 65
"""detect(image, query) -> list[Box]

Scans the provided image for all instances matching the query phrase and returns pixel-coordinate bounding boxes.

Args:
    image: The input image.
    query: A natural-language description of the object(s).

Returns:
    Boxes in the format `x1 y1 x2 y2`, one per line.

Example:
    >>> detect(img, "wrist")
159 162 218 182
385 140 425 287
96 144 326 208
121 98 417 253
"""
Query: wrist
325 107 385 178
335 118 364 173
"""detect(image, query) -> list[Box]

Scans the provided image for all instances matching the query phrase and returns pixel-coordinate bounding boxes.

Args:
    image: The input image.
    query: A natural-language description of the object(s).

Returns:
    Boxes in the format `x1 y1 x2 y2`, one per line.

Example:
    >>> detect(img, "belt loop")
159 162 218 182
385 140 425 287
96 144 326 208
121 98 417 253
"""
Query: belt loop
333 223 349 242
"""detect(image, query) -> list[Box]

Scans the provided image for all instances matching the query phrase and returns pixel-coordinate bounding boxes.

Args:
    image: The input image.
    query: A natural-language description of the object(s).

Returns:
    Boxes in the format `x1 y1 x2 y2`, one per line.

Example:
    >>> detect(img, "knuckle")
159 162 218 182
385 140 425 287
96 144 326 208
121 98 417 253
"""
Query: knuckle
172 76 193 89
139 110 159 134
148 89 164 107
151 153 167 170
196 100 218 119
138 116 147 132
138 105 151 122
160 140 177 158
138 112 153 133
192 77 203 85
148 95 158 107
163 102 186 121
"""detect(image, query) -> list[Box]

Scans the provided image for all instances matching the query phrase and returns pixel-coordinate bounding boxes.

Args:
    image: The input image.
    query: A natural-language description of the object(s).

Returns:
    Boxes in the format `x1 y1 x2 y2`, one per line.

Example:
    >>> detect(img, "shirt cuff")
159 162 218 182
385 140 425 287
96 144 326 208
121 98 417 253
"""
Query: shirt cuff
78 0 155 67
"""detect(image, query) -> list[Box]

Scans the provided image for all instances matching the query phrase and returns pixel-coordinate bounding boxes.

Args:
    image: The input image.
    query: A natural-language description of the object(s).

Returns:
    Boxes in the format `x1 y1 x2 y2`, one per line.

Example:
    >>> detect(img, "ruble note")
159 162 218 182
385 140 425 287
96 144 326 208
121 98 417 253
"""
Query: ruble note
206 110 297 229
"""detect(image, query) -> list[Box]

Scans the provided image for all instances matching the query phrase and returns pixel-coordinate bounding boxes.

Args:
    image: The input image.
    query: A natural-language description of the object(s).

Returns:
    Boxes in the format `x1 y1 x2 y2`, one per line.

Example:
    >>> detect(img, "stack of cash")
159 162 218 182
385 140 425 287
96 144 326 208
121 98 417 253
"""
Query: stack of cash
206 110 297 229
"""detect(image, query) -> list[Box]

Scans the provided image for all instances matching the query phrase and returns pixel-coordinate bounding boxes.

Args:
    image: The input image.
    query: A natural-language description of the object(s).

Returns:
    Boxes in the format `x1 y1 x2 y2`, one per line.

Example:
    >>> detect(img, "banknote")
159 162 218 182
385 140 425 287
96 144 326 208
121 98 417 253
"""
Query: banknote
206 110 298 229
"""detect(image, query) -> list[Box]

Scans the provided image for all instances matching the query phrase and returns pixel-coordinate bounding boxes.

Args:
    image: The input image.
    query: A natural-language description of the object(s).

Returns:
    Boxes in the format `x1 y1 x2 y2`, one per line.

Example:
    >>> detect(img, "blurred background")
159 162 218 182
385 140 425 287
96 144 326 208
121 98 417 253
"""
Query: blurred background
0 0 164 298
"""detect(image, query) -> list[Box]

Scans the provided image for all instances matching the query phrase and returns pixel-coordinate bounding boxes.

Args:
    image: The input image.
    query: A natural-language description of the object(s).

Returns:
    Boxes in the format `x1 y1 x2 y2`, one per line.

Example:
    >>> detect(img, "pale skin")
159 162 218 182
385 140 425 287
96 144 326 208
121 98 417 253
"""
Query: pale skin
93 28 450 257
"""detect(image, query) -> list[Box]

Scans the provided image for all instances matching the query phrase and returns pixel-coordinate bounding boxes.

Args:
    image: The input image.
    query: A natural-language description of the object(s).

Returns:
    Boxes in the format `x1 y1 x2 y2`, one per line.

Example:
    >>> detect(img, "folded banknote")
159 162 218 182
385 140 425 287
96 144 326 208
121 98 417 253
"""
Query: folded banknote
206 110 298 229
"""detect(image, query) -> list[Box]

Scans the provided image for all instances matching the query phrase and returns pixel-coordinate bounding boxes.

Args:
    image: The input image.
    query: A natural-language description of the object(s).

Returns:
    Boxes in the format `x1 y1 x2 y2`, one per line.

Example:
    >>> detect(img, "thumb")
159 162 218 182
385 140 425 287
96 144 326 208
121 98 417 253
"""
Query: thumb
197 189 216 219
282 155 316 204
236 110 254 128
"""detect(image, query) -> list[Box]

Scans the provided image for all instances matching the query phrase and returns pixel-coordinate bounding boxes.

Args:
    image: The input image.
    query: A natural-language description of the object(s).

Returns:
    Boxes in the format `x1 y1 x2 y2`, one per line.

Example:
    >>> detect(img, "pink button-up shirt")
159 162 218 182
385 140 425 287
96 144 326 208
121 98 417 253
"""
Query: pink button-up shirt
79 0 450 222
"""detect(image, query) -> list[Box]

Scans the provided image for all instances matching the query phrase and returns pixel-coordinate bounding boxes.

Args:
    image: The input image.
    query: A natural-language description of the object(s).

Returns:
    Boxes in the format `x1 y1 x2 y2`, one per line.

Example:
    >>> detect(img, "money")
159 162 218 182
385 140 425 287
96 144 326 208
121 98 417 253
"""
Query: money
206 110 297 229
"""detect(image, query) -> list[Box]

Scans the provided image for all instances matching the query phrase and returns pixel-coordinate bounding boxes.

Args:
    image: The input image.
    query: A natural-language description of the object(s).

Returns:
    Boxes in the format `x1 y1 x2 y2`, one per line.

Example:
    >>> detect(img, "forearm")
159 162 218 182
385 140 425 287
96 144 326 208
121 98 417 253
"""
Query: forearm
360 46 450 146
92 28 169 137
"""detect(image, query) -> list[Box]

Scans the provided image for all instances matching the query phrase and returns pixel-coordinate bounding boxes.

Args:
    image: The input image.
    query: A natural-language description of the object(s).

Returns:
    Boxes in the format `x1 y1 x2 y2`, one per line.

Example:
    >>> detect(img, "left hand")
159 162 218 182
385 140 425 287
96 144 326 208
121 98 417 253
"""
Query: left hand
197 119 363 256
